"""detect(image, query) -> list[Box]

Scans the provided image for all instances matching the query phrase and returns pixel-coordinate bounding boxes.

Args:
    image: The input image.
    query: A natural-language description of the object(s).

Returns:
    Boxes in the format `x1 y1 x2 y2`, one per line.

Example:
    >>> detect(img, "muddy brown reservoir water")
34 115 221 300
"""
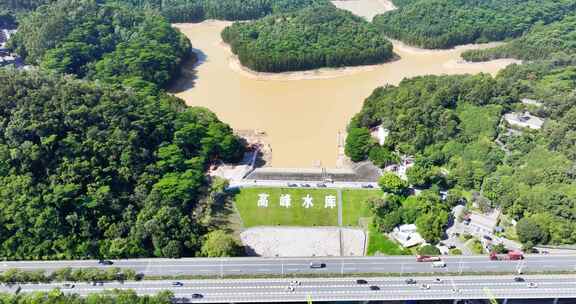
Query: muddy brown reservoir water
173 10 519 168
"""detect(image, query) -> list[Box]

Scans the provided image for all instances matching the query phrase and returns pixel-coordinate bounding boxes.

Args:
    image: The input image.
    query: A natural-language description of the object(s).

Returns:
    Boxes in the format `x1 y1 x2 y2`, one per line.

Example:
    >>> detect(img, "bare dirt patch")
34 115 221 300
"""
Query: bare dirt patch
241 227 365 257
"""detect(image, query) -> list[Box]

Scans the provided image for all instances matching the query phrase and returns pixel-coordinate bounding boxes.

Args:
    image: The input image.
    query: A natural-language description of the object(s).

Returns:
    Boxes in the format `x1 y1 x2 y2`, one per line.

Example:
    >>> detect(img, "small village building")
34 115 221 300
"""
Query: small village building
391 224 425 248
467 209 501 236
370 125 389 146
504 111 545 130
521 98 543 107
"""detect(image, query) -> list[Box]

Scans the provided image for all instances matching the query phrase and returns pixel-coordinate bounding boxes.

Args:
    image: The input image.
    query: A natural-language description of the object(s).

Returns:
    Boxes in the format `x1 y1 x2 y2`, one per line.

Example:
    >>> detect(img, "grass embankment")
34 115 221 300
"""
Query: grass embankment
234 188 384 227
234 188 339 227
341 189 382 226
366 222 407 256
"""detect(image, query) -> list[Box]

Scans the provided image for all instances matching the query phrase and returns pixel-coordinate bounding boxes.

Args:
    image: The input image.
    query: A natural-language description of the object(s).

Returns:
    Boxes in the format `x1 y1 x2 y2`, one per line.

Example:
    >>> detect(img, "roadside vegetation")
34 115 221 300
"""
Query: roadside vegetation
373 0 576 49
0 290 173 304
221 5 393 72
0 268 140 284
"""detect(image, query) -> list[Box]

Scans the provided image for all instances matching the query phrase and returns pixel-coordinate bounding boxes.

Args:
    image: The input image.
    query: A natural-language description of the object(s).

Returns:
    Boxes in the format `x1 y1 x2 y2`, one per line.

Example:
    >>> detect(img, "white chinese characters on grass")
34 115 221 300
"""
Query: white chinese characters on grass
324 195 337 209
279 194 292 208
302 194 314 208
257 193 269 208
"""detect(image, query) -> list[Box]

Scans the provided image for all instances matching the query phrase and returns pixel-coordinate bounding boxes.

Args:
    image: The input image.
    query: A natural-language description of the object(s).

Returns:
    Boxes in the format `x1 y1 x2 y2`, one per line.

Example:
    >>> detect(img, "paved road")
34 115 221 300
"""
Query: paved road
2 275 576 303
229 180 379 190
2 255 576 277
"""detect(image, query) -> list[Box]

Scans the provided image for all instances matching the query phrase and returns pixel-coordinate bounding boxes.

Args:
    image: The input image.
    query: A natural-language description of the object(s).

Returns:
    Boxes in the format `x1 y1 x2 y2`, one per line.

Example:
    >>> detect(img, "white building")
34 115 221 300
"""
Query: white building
391 224 425 248
467 209 500 236
504 111 544 130
521 98 543 107
370 125 389 146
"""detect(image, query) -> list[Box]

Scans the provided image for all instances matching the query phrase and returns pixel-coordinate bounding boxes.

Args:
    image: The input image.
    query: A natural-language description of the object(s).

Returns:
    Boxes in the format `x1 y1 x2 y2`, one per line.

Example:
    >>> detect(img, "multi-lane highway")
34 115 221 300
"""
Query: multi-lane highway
2 255 576 277
2 275 576 303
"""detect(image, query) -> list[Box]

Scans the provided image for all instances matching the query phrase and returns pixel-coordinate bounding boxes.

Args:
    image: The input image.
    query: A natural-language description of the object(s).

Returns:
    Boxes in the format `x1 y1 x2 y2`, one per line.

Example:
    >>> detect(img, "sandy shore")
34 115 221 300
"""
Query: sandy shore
222 39 520 81
224 41 392 81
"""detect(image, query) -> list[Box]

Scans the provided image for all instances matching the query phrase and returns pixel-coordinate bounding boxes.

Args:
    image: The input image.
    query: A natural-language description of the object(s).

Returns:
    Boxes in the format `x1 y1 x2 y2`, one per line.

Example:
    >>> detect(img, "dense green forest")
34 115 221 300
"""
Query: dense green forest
0 290 173 304
0 69 244 259
221 5 393 72
347 54 576 246
373 0 576 49
8 0 191 93
116 0 330 23
462 15 576 62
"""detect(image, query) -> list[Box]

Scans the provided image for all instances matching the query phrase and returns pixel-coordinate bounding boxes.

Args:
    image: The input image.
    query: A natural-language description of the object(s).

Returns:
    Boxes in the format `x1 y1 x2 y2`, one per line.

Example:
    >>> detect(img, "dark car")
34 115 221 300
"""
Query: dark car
309 262 326 269
361 184 374 189
514 277 525 282
483 235 493 241
369 285 380 291
300 184 311 188
287 183 298 187
405 278 417 285
356 279 368 285
98 260 113 265
191 294 203 299
316 183 327 188
172 282 184 287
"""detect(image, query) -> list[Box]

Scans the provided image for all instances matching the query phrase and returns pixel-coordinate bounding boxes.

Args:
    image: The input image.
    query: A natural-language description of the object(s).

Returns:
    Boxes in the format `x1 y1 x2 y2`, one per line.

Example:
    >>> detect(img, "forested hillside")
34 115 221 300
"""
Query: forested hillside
0 70 244 259
8 0 191 93
373 0 576 49
114 0 330 22
462 15 576 62
221 5 393 72
347 54 576 246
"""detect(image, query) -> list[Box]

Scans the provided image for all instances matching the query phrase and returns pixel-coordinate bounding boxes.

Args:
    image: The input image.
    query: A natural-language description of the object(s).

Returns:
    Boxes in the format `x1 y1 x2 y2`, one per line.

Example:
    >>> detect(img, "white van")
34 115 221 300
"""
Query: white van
432 261 446 268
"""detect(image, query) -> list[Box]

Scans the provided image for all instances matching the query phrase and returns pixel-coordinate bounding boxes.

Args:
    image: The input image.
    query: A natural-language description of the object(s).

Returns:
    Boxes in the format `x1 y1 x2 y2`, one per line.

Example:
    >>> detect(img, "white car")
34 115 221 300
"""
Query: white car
527 282 538 288
420 284 431 290
286 286 295 293
289 280 301 286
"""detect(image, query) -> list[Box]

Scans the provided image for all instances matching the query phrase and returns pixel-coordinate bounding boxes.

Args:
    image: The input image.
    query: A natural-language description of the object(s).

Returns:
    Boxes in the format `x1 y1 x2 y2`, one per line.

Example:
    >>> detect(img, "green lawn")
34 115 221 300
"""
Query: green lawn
366 222 407 256
341 189 383 226
233 188 339 227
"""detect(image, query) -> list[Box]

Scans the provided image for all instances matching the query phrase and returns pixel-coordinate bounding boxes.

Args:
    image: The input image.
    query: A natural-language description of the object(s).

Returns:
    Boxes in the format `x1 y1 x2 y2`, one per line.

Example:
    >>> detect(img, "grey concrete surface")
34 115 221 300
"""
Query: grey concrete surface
1 255 576 277
2 275 576 303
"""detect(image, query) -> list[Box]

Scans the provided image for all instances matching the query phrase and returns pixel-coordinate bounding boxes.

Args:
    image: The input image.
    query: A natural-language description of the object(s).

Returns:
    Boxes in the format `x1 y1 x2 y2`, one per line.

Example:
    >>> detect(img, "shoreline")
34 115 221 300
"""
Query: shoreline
221 39 521 82
223 40 397 81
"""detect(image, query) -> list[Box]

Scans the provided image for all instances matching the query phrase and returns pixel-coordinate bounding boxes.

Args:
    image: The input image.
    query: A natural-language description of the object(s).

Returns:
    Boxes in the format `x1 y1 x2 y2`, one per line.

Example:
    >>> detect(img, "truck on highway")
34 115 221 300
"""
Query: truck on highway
489 250 524 260
416 255 441 262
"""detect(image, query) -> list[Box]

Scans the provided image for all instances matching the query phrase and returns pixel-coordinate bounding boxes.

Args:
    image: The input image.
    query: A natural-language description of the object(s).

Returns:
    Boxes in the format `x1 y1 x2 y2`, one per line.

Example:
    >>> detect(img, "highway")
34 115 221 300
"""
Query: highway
2 275 576 302
2 255 576 277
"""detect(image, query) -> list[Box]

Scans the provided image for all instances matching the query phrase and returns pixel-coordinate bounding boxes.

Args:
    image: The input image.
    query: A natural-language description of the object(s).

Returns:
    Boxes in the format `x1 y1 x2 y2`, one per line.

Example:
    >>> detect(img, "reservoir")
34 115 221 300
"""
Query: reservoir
172 2 520 168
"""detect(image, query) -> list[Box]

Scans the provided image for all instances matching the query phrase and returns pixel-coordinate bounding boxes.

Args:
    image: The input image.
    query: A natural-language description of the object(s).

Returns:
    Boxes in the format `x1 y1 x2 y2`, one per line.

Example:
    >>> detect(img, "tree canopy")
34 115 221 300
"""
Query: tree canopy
116 0 330 23
462 14 576 62
349 54 576 246
221 5 394 72
0 70 244 260
373 0 576 49
8 0 191 93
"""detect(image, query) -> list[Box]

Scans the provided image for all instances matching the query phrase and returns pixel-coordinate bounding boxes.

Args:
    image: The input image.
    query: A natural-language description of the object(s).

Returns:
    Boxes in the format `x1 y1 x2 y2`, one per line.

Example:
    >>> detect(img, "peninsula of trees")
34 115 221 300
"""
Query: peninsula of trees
8 0 191 94
462 14 576 62
221 5 394 73
373 0 576 49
